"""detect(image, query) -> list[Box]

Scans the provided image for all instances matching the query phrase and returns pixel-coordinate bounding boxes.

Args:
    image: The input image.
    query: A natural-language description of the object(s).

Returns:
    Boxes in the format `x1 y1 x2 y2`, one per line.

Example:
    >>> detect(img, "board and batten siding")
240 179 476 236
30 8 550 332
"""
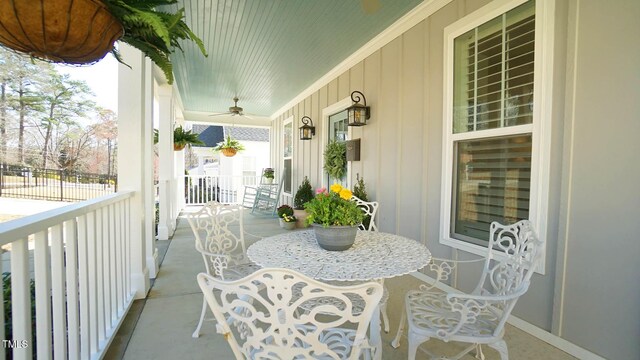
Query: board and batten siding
270 0 640 359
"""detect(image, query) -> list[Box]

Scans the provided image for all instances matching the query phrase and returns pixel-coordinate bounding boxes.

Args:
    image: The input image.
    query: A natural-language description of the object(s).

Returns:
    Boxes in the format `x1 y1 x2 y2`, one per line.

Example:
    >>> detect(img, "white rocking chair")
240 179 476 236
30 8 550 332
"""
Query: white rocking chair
197 268 383 360
392 220 542 360
186 202 261 338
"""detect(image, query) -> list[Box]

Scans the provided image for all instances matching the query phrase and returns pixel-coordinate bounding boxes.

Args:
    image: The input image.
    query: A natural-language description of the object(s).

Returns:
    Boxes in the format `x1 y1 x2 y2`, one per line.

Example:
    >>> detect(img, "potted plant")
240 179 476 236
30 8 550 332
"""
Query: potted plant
213 135 245 157
293 176 314 228
0 0 207 85
352 174 372 230
276 205 296 230
154 126 204 150
323 140 347 181
173 126 204 151
305 183 364 251
263 168 275 184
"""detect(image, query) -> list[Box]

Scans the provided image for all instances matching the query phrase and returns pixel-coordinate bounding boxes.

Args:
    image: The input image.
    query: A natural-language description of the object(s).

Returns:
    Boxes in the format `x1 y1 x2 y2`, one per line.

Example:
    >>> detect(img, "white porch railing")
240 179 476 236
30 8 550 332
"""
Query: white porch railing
0 191 135 360
185 175 260 205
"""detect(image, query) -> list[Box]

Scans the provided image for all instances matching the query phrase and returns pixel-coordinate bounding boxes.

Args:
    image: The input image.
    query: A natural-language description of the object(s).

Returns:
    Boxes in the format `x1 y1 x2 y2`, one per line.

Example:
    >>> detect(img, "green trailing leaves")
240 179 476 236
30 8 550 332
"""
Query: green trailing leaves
104 0 207 84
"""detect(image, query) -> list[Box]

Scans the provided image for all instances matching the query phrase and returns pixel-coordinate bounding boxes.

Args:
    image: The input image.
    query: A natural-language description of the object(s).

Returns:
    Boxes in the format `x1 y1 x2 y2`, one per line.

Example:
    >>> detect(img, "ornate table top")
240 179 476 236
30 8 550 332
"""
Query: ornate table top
247 229 431 281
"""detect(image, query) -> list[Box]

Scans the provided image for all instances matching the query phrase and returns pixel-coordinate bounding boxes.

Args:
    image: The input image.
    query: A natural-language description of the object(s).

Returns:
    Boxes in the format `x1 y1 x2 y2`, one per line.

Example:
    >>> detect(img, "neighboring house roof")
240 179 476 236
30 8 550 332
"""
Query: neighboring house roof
192 125 224 147
224 126 270 142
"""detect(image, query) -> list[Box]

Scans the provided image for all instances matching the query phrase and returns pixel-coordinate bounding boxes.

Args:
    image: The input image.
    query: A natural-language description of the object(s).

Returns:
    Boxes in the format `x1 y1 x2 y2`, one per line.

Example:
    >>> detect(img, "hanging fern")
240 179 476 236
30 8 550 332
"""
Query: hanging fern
324 140 347 181
104 0 207 84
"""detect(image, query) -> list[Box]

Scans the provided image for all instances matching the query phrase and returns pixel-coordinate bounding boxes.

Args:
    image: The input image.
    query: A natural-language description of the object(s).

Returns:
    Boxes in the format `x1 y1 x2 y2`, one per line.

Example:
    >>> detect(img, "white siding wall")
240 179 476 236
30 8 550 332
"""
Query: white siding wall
270 0 640 359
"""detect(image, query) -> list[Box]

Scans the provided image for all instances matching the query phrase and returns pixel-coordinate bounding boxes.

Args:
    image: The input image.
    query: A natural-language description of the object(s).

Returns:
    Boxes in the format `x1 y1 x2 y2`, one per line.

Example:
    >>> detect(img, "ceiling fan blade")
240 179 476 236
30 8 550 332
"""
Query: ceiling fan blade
208 112 232 117
361 0 381 14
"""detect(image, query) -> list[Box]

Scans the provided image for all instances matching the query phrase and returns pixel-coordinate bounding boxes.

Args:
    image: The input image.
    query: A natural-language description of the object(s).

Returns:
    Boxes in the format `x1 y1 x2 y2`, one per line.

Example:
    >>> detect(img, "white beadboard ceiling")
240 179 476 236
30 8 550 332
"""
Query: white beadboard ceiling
165 0 422 119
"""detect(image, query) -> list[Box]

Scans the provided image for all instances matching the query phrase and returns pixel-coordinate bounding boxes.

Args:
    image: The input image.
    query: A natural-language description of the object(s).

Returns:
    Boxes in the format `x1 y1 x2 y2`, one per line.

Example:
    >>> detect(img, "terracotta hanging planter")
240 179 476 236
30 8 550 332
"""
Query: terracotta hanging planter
173 143 186 151
221 148 237 157
0 0 123 64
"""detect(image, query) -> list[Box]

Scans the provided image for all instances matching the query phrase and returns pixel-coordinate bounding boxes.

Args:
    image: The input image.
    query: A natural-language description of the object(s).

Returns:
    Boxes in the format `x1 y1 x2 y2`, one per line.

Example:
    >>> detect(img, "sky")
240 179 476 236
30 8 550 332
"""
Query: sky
55 55 119 114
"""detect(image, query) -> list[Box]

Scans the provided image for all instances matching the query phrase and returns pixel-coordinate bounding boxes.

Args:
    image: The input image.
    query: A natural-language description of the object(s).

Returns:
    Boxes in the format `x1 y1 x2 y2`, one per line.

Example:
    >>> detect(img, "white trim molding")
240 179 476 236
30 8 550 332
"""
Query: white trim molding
270 0 454 120
439 0 554 274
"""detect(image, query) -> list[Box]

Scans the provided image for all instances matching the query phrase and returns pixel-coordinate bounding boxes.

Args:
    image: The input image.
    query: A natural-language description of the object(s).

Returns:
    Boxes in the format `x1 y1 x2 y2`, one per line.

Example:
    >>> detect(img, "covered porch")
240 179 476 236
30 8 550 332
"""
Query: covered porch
104 207 575 360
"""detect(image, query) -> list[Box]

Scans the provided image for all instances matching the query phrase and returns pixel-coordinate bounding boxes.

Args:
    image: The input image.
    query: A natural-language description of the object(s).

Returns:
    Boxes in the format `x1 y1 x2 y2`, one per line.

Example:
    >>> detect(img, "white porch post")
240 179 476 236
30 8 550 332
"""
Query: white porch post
117 44 150 299
175 139 186 211
143 58 158 279
157 85 175 240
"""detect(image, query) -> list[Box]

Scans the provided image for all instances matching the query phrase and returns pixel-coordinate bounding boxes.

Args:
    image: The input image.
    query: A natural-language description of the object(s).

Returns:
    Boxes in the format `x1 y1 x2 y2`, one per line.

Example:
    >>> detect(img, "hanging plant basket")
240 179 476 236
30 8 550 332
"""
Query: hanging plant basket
221 148 237 157
173 144 186 151
0 0 124 64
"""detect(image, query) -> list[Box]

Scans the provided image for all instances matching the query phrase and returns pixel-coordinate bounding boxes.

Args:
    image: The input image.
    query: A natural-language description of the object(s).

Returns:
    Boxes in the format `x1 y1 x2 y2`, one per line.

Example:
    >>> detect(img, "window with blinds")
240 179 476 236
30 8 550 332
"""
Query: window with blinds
453 0 535 133
448 0 535 245
453 135 531 244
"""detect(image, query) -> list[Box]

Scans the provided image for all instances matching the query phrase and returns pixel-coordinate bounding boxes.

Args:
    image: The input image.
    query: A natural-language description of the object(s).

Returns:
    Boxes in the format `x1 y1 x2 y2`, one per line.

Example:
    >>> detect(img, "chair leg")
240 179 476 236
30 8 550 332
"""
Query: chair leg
192 295 208 338
487 340 508 360
407 333 425 360
380 301 390 333
391 307 407 348
475 344 486 360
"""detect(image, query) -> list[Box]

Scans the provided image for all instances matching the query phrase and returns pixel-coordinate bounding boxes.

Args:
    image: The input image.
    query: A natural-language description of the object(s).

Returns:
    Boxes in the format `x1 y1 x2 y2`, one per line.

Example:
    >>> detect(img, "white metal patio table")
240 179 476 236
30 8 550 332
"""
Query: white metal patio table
247 229 431 359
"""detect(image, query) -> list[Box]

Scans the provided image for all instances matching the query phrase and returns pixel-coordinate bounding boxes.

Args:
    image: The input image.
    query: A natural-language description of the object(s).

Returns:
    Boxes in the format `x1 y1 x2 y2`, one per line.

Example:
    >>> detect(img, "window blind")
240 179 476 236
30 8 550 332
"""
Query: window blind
452 135 532 244
453 0 535 133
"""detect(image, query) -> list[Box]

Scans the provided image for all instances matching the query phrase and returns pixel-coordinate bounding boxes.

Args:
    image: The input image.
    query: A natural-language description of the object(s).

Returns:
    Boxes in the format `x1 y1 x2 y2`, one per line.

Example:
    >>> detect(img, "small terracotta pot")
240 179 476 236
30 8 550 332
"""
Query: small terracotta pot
174 143 186 151
221 148 237 157
293 209 309 228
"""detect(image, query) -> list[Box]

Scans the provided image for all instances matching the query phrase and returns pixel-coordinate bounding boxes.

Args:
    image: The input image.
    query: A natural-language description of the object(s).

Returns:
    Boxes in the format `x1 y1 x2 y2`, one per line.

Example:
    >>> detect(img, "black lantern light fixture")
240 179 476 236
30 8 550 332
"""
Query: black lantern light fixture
299 116 316 140
346 91 370 126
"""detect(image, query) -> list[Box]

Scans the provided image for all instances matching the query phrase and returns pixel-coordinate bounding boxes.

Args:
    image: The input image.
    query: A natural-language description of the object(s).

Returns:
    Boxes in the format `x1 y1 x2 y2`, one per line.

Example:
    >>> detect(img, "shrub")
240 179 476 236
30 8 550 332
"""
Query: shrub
294 177 314 210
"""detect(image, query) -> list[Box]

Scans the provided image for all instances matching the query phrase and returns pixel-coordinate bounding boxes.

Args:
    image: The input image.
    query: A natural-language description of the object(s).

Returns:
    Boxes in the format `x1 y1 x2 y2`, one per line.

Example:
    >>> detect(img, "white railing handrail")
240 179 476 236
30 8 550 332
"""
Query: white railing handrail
0 190 135 244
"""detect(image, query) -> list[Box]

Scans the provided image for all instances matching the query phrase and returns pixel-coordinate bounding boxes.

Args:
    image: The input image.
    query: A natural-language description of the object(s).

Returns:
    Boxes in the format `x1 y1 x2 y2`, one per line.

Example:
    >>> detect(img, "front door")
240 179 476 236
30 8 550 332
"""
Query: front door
327 110 348 187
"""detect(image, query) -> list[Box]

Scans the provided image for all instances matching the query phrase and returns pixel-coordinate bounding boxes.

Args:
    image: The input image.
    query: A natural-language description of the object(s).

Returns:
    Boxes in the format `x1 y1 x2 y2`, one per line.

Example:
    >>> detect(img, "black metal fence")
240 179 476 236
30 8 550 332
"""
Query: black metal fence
0 164 117 202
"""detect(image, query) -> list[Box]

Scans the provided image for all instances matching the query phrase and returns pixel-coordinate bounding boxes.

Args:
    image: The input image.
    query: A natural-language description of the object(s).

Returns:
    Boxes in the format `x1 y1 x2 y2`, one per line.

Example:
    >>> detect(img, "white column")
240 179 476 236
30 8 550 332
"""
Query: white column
118 44 150 299
157 85 174 240
143 59 158 279
175 145 186 211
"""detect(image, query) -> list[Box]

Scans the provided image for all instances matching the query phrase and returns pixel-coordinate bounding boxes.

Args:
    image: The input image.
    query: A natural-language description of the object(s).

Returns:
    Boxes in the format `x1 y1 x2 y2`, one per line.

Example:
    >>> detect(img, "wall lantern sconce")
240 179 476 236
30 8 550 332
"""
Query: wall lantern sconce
299 116 315 140
347 91 370 126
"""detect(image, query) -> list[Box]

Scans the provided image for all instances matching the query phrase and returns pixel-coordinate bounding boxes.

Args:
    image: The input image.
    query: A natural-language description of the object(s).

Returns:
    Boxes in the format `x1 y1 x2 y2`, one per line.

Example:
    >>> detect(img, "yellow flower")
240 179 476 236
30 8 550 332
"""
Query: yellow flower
339 189 352 200
330 183 343 194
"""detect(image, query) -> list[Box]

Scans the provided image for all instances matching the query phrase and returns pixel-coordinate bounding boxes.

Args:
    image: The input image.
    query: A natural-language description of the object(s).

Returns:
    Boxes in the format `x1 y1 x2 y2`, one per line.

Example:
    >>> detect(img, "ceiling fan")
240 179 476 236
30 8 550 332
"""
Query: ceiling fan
209 97 253 119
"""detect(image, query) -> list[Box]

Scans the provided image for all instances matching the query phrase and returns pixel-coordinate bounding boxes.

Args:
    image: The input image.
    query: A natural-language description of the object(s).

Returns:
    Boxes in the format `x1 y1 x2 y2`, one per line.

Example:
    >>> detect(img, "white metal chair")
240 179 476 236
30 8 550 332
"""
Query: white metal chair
347 195 390 333
197 267 383 360
187 202 261 338
351 195 379 231
392 220 542 360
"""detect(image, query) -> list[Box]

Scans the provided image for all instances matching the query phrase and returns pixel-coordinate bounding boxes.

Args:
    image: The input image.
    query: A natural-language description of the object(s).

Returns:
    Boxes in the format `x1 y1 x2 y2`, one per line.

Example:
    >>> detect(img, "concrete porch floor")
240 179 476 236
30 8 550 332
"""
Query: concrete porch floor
105 206 576 360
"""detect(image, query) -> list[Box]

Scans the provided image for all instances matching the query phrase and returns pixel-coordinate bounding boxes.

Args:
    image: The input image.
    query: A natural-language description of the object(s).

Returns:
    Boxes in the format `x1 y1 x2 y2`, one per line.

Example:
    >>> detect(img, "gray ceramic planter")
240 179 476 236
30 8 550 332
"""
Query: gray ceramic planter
311 224 358 251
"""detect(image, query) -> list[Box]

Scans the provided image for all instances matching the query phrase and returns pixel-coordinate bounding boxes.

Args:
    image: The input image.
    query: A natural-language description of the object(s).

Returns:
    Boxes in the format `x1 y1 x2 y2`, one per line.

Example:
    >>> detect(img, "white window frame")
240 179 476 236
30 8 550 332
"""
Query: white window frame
440 0 554 273
282 116 294 195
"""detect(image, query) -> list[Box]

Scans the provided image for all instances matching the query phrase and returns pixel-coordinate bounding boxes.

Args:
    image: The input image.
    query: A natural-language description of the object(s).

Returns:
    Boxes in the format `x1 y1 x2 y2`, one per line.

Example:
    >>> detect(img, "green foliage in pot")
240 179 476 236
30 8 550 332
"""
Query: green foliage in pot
353 174 368 201
105 0 208 85
294 176 314 210
155 126 204 147
277 205 294 218
323 140 346 181
305 184 364 227
263 168 275 180
173 126 204 147
352 174 372 229
213 135 245 153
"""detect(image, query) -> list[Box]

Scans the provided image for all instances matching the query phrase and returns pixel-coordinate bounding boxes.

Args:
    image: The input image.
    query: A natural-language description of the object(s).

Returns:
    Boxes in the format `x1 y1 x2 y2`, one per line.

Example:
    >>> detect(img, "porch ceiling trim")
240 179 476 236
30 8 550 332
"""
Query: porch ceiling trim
269 0 454 120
